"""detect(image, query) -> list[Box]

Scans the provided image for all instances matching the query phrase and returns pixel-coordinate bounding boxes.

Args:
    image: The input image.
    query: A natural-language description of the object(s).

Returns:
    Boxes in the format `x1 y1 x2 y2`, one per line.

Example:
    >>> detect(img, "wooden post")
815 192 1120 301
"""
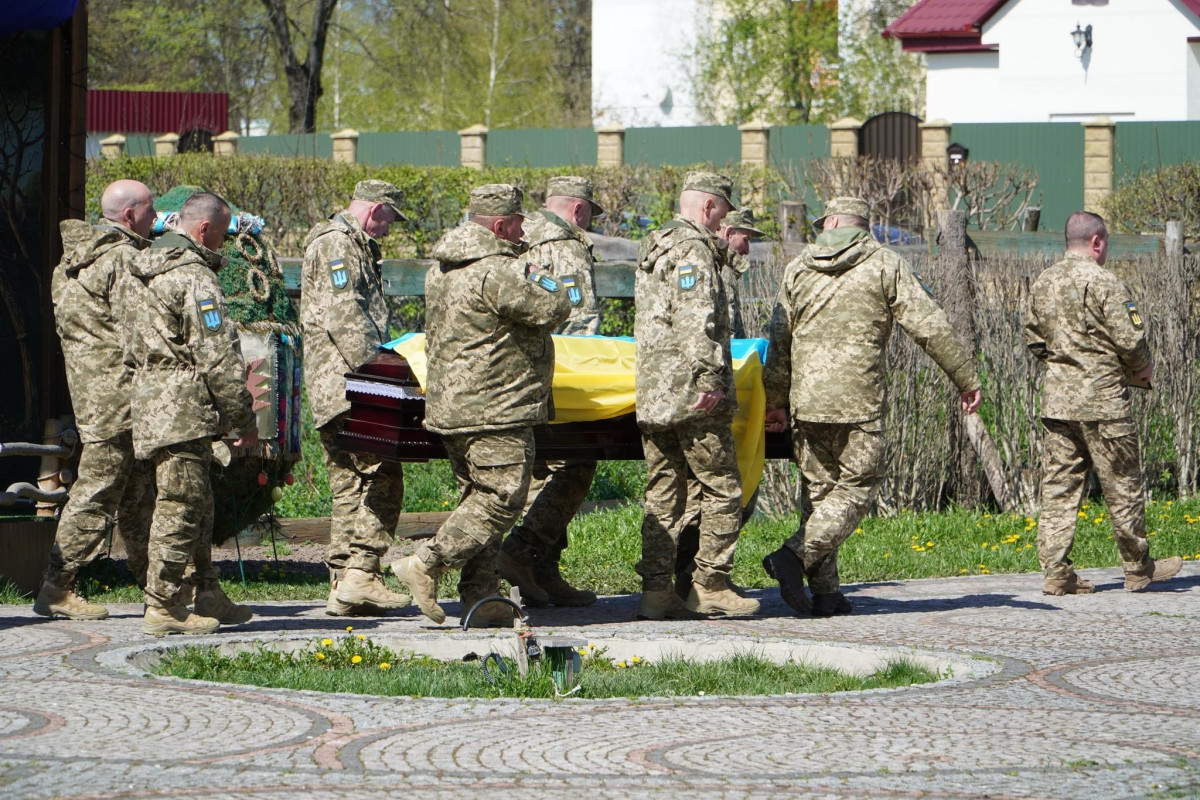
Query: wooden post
1022 207 1041 232
1165 221 1184 258
779 201 808 244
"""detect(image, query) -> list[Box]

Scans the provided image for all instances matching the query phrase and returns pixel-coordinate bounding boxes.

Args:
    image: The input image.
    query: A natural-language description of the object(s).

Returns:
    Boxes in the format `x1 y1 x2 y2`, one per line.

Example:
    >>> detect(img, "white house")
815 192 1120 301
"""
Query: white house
885 0 1200 122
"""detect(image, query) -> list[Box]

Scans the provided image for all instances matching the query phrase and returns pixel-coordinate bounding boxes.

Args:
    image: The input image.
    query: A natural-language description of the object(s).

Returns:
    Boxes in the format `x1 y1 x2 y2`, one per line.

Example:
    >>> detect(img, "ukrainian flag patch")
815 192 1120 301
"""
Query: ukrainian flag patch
562 274 582 306
1125 301 1144 330
678 263 696 291
529 271 559 292
329 259 349 291
198 298 223 332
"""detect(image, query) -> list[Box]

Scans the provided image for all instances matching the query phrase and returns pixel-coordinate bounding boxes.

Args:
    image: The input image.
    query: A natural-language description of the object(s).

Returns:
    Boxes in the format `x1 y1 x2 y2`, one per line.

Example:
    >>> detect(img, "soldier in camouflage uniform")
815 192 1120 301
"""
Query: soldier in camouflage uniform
34 180 158 621
123 193 258 636
391 184 571 627
634 171 759 620
1025 211 1182 595
301 180 412 616
673 207 768 598
762 197 982 617
498 176 604 608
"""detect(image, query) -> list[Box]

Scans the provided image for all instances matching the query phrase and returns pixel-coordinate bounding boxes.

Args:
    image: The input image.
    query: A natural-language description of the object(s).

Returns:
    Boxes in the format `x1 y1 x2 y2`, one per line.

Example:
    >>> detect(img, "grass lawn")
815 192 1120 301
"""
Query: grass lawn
5 496 1199 606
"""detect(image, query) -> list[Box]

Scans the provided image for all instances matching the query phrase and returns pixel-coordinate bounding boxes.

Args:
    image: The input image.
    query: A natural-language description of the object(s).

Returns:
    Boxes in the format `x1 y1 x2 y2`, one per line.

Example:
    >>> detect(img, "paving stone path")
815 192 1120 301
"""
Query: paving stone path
1 566 1198 799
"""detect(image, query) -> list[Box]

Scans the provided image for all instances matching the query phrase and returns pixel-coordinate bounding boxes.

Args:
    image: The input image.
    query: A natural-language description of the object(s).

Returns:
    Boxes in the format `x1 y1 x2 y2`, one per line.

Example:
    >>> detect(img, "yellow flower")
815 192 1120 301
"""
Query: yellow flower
315 652 325 661
883 553 891 558
616 661 627 669
631 656 642 663
925 541 934 547
855 527 863 534
351 655 362 664
981 542 989 547
1078 511 1088 518
357 634 366 640
345 626 354 632
980 568 991 574
379 662 391 670
959 568 969 574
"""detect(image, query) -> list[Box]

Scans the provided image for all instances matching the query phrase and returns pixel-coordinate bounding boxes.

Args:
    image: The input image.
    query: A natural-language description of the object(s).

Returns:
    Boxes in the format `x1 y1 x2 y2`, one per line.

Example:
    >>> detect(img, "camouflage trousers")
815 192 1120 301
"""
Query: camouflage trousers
415 428 534 601
638 417 742 592
1038 418 1150 580
502 458 597 570
43 431 154 587
675 482 759 585
320 413 403 578
784 420 885 595
144 438 213 608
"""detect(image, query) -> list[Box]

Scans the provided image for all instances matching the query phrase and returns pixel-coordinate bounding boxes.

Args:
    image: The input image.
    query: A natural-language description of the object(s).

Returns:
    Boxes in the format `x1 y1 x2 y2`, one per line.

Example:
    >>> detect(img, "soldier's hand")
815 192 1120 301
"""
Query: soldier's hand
960 389 982 415
232 428 259 448
765 408 789 433
1133 362 1154 384
692 390 726 414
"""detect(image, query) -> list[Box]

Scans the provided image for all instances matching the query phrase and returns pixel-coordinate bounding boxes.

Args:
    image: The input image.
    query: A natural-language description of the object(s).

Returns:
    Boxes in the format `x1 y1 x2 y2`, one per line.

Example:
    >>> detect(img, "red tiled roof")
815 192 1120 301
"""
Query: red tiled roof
883 0 1009 39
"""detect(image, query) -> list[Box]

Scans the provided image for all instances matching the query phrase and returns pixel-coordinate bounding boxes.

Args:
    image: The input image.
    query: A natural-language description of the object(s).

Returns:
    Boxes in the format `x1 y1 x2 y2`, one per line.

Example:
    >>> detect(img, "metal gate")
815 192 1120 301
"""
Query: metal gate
859 112 922 162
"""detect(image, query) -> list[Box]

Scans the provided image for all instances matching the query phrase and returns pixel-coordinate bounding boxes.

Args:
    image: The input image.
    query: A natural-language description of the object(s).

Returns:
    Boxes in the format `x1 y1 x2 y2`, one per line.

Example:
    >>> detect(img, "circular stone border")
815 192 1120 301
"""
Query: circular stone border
98 630 1000 698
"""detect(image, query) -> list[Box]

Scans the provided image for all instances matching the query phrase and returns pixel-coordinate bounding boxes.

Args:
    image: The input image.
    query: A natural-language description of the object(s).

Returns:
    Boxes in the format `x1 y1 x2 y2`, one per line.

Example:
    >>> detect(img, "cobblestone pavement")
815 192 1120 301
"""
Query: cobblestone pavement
2 566 1198 799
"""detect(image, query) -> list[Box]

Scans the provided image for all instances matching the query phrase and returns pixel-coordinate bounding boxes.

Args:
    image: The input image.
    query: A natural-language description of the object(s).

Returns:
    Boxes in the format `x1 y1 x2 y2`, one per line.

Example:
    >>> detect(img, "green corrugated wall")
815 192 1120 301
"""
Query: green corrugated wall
1114 121 1200 184
358 131 459 166
488 128 597 166
950 123 1084 232
625 125 739 166
239 134 333 159
772 125 831 206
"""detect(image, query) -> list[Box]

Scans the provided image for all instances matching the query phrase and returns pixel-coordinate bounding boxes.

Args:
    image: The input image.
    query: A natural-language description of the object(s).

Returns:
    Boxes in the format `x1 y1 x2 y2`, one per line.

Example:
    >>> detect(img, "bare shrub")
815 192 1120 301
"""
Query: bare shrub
804 156 927 237
936 160 1042 231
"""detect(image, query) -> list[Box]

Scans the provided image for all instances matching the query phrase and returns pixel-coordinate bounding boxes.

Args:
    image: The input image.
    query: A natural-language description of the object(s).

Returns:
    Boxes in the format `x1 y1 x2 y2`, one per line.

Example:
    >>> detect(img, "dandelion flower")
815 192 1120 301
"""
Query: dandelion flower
926 541 934 547
321 638 333 647
616 661 627 669
357 634 366 640
346 626 354 632
315 652 326 661
379 662 391 670
631 656 642 664
351 655 362 664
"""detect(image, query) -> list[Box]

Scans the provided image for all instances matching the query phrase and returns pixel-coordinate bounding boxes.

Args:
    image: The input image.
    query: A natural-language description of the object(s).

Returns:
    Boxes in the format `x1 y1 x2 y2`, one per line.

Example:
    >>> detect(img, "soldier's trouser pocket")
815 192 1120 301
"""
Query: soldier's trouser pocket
145 439 212 606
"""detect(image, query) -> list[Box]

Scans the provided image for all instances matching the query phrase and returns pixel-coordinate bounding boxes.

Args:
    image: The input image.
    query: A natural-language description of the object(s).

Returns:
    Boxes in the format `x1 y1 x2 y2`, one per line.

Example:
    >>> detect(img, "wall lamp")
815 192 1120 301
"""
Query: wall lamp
1071 23 1092 58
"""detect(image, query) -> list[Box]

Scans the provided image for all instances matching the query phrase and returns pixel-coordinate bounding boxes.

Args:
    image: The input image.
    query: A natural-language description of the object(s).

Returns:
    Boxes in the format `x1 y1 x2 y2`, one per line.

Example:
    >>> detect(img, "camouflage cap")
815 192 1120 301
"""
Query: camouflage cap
546 175 605 217
469 183 524 216
681 170 736 207
723 207 767 237
813 196 870 229
353 180 409 222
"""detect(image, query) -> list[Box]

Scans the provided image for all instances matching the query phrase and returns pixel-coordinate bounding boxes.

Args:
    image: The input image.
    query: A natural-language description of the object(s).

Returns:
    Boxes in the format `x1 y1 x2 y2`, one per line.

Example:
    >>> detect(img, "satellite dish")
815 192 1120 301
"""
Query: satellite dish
659 87 674 117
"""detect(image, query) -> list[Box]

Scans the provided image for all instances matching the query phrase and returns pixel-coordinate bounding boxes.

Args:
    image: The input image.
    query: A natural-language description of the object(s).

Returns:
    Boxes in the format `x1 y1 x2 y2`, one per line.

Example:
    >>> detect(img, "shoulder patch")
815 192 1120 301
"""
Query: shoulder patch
529 271 559 292
1125 301 1144 330
197 298 224 333
912 270 935 298
560 274 582 306
678 262 697 291
329 259 349 291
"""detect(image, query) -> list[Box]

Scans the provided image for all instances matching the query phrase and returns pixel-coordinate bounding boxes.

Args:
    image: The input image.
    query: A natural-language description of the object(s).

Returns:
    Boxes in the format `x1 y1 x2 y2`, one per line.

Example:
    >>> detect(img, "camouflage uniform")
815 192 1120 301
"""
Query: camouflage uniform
43 221 155 589
1025 251 1154 580
635 211 742 592
123 231 255 607
502 187 602 590
417 187 571 602
764 220 979 594
301 210 402 578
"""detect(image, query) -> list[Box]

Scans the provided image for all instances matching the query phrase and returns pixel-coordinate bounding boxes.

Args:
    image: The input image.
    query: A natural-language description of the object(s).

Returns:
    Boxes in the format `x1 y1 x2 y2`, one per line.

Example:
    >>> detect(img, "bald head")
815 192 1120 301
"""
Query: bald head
178 192 231 252
1064 211 1108 265
100 180 155 238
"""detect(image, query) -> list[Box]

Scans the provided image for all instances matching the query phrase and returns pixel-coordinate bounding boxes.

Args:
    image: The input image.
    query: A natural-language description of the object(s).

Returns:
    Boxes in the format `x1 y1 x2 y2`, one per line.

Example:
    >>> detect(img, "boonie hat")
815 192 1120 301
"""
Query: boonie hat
682 170 736 207
723 207 767 237
546 175 605 217
469 184 524 216
354 180 408 222
813 196 870 229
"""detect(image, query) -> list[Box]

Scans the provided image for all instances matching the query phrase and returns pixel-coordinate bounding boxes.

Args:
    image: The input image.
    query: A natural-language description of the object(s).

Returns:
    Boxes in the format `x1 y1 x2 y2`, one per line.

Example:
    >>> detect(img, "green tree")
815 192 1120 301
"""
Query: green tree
261 0 340 134
835 0 925 120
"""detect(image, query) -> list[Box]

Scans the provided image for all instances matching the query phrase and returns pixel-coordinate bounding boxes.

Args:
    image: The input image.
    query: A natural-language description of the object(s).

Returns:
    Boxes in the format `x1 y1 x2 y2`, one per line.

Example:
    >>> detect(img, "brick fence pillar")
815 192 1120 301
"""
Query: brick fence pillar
738 120 770 167
595 124 625 168
153 133 179 157
829 117 862 159
213 130 240 157
458 124 488 170
330 128 359 164
920 118 952 208
1083 116 1115 214
99 134 126 160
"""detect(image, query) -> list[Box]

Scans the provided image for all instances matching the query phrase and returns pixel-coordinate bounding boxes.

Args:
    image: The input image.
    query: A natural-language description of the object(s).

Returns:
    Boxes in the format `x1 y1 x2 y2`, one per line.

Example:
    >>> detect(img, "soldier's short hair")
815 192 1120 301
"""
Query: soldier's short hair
179 192 231 225
1065 211 1106 247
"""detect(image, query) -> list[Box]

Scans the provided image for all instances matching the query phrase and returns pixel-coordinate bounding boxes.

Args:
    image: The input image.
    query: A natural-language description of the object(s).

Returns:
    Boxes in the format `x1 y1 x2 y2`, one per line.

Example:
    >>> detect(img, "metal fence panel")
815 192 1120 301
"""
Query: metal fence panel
625 125 739 167
951 123 1084 232
1114 121 1200 184
488 128 597 167
358 131 459 166
238 134 333 159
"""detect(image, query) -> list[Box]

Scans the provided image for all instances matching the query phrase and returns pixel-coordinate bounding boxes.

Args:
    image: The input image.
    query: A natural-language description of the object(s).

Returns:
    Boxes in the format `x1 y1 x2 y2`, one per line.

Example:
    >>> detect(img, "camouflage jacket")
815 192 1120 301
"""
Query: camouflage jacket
634 216 736 431
764 226 979 424
300 213 393 429
122 231 254 459
523 209 600 335
52 220 149 443
424 222 571 435
719 247 749 339
1024 252 1151 421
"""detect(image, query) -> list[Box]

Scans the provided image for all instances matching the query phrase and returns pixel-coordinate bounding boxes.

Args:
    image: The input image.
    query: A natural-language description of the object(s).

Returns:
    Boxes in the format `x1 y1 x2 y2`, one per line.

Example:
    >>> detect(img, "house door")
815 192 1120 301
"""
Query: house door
859 112 922 162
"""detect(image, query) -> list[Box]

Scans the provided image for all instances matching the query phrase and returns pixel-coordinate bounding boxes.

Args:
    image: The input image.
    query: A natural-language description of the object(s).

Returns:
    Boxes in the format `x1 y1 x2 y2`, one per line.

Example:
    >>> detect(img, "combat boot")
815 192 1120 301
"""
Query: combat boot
497 550 550 607
811 591 853 617
390 555 446 624
177 583 195 607
636 588 708 620
325 582 374 616
33 582 109 621
461 595 519 628
335 568 411 611
534 561 596 607
1043 574 1095 596
685 577 760 617
762 547 812 615
1125 556 1183 592
194 585 254 624
142 604 219 636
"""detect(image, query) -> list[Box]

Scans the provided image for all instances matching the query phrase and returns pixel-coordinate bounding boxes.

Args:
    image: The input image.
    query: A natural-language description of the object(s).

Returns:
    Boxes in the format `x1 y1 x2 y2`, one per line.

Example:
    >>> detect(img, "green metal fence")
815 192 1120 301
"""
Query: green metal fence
951 123 1085 232
358 131 459 167
625 125 739 167
771 125 831 206
488 128 597 167
1114 121 1200 185
239 134 333 159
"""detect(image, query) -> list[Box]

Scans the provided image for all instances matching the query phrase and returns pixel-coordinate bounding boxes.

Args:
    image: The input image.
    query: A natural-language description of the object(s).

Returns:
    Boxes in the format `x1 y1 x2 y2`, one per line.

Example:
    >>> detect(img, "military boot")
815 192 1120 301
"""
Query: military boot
325 582 374 616
194 585 254 624
811 591 853 617
177 583 195 608
391 555 446 624
142 604 219 636
497 550 550 607
461 595 519 628
762 547 812 615
685 577 760 617
334 568 411 611
33 582 109 621
1125 556 1183 592
1043 573 1095 596
636 588 708 620
534 561 597 607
